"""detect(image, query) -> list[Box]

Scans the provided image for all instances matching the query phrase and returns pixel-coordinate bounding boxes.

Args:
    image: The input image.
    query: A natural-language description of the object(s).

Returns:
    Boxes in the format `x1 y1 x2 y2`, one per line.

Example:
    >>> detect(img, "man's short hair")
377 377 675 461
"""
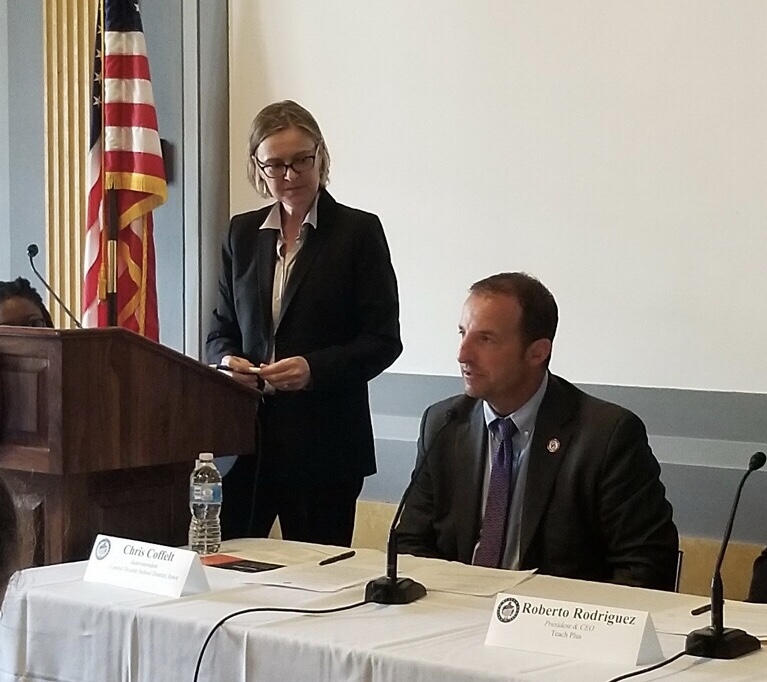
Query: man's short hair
469 272 558 348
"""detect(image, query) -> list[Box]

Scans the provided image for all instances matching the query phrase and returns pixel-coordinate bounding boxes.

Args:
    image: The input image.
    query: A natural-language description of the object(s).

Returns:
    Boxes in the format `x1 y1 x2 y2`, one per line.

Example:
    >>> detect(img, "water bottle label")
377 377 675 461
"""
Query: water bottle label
190 483 222 504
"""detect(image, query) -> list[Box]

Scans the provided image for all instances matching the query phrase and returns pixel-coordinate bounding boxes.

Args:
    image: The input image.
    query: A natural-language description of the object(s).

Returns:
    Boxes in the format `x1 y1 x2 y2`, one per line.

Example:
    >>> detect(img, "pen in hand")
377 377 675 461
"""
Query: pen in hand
213 364 260 374
318 550 356 566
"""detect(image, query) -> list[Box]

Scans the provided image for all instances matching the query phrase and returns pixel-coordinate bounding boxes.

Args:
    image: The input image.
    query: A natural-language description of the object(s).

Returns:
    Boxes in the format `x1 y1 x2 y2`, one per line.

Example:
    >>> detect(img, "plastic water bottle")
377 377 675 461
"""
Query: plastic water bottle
188 452 222 554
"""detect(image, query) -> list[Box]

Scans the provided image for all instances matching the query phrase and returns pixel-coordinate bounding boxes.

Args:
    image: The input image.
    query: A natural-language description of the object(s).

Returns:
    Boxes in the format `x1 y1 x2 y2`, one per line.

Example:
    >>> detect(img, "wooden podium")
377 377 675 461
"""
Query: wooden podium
0 327 259 566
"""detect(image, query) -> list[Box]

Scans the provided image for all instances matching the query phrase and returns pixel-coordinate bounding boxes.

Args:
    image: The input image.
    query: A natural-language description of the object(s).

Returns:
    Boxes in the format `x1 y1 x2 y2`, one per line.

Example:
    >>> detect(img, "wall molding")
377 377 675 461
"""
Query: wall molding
42 0 96 327
368 372 767 543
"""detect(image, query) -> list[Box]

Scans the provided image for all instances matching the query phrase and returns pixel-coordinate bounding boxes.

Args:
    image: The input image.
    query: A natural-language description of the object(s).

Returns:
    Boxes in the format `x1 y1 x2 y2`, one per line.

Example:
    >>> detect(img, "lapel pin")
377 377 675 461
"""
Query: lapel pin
547 438 560 453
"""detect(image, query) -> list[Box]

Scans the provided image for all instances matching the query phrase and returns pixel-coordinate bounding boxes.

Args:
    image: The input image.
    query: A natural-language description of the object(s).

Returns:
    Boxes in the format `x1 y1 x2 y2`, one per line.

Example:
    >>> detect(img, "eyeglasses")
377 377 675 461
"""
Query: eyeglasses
255 148 318 179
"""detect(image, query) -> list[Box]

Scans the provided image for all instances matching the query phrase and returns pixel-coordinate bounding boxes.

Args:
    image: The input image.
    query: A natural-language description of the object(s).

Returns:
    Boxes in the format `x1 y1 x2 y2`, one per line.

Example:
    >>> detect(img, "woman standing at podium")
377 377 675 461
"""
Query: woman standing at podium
0 278 40 598
0 278 53 328
206 100 401 547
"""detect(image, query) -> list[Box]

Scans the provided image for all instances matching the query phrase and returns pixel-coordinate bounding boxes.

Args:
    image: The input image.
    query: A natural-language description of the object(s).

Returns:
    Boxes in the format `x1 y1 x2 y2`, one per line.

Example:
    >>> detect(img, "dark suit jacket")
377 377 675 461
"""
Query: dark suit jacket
396 374 679 590
206 190 402 484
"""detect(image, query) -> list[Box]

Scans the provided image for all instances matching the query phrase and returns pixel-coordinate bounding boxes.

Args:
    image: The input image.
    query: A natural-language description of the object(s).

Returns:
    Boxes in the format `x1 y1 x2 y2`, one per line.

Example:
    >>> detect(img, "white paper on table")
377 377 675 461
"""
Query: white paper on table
235 561 383 592
203 566 268 589
398 555 536 596
217 539 338 566
653 601 767 637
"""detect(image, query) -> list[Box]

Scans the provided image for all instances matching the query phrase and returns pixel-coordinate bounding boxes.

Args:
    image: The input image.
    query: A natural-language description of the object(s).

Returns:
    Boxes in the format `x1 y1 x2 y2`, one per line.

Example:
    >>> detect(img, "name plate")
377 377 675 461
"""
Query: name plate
485 593 663 665
84 535 210 598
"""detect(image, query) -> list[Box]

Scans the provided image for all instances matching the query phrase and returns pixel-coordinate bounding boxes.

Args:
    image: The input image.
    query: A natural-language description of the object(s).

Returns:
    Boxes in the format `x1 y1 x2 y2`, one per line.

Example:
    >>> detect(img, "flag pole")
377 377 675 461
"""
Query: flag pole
101 0 117 327
86 0 165 337
106 188 118 326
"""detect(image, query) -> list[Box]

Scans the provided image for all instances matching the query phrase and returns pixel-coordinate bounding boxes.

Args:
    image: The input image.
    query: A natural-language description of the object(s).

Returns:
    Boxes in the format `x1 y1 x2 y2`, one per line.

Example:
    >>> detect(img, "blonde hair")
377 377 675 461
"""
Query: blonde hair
246 100 331 198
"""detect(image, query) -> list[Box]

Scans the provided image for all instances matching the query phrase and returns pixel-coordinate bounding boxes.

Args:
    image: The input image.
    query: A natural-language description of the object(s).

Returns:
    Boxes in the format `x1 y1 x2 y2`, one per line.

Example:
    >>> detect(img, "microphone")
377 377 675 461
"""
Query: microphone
365 408 457 604
685 451 765 659
27 243 83 329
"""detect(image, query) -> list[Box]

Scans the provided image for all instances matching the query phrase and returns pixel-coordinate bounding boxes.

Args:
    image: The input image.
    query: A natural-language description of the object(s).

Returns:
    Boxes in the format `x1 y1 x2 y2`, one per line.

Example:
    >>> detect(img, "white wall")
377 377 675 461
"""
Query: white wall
229 0 767 392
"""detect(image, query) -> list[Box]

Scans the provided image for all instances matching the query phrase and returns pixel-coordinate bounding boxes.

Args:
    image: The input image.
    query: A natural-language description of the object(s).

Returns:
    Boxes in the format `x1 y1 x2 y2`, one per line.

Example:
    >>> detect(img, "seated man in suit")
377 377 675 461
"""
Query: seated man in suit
747 547 767 603
396 272 679 590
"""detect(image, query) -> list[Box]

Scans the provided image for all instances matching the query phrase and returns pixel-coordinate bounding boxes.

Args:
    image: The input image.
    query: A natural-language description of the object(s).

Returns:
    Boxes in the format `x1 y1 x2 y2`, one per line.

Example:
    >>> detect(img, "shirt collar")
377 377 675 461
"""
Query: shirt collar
483 371 549 434
304 193 319 229
259 192 320 232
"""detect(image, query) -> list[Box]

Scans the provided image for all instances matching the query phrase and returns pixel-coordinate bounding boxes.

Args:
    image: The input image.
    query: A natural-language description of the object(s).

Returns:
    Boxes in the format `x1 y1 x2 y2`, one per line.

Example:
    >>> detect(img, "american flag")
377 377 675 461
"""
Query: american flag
83 0 166 340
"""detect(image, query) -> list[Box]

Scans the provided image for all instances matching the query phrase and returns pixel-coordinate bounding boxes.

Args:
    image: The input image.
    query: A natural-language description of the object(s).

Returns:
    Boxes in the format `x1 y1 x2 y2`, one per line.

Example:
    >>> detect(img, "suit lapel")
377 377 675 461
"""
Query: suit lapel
518 375 575 566
455 401 489 561
274 190 335 331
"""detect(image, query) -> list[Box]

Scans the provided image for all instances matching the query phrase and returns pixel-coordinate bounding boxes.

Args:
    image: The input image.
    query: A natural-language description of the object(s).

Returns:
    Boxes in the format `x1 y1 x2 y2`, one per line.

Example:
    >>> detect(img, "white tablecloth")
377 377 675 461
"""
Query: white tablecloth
1 539 765 682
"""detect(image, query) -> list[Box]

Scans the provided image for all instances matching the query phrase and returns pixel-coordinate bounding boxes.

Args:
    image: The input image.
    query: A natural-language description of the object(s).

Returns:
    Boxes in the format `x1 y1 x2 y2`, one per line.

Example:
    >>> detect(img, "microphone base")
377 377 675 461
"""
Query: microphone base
365 576 427 604
685 626 761 659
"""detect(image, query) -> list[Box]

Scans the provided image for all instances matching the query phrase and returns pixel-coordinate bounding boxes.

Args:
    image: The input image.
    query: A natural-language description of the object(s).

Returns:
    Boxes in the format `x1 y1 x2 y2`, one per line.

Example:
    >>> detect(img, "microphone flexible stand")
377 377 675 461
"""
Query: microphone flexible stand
685 452 765 659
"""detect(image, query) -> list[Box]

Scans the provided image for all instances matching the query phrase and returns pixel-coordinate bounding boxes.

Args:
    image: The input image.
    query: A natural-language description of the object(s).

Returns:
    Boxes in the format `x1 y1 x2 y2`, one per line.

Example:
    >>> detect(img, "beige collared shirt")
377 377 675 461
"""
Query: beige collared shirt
219 195 319 389
259 194 319 335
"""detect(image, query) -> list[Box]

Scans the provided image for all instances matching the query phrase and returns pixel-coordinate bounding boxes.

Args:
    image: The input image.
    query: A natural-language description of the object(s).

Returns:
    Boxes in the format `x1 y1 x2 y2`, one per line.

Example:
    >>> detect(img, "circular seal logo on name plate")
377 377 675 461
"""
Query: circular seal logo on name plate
496 597 521 623
94 537 111 560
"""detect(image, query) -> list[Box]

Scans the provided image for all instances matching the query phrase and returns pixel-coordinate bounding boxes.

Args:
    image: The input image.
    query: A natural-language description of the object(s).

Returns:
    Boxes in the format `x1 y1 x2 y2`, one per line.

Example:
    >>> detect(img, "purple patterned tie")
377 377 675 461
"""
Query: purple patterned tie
473 418 517 568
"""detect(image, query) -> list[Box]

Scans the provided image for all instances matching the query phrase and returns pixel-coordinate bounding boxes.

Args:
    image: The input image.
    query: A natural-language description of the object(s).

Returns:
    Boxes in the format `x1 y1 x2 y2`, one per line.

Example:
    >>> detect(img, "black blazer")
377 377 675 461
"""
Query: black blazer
206 190 402 484
396 374 680 590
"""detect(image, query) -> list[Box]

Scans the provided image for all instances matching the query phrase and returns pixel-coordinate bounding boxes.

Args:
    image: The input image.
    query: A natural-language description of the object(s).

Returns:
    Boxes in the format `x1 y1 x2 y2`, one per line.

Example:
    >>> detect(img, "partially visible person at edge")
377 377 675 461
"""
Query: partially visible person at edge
748 546 767 603
206 100 402 547
0 476 20 602
0 278 54 328
395 272 679 590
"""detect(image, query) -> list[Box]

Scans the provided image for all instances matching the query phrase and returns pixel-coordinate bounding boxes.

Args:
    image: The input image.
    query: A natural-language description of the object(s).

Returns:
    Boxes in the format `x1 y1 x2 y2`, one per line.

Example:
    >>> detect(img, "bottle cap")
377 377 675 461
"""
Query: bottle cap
199 452 214 462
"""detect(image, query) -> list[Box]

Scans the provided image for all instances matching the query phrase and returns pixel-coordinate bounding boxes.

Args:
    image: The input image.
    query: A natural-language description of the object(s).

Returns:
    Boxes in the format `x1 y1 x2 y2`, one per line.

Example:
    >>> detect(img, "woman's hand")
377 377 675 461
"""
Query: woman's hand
258 356 312 391
219 355 262 387
221 355 256 372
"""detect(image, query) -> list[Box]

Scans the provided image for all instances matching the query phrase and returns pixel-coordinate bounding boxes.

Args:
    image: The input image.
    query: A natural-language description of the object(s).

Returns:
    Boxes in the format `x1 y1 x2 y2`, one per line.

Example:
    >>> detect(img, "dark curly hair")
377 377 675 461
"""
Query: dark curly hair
0 277 54 327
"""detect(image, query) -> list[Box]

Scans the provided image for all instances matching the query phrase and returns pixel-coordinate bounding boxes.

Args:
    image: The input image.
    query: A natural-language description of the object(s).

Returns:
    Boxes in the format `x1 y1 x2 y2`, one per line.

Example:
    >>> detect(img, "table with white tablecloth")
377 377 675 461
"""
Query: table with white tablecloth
1 539 765 682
